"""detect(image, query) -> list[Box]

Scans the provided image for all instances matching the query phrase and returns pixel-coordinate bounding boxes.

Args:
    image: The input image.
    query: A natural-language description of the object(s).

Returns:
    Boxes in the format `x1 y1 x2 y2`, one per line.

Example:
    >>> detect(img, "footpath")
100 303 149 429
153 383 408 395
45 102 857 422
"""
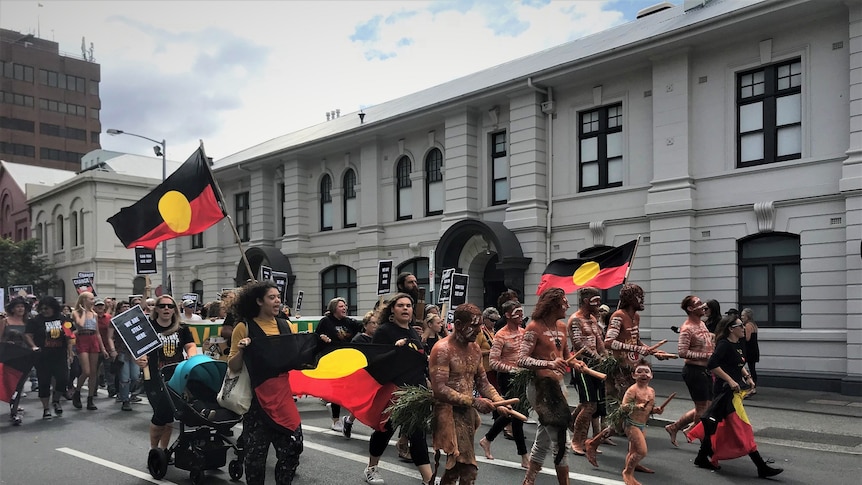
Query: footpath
565 377 862 455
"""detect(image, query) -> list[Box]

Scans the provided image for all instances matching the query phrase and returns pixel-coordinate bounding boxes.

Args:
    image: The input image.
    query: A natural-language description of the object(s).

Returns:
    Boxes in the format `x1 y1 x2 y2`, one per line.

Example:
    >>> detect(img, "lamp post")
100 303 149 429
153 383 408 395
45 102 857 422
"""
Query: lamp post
107 128 168 293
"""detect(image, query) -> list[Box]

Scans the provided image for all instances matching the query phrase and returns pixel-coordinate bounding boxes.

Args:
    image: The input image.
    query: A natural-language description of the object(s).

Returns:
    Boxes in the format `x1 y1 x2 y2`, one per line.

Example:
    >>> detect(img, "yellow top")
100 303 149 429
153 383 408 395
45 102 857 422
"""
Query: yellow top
228 316 280 359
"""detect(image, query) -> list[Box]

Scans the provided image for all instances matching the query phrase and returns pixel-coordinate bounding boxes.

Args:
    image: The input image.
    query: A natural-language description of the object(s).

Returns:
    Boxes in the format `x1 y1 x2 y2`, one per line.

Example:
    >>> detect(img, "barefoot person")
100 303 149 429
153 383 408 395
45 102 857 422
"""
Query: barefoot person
567 287 607 455
620 361 664 485
517 287 586 485
429 303 506 484
665 295 714 446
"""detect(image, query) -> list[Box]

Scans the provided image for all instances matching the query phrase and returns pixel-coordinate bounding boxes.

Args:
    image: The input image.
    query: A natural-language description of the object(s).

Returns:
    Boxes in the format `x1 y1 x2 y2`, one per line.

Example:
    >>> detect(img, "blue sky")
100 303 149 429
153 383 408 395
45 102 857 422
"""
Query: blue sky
1 0 669 162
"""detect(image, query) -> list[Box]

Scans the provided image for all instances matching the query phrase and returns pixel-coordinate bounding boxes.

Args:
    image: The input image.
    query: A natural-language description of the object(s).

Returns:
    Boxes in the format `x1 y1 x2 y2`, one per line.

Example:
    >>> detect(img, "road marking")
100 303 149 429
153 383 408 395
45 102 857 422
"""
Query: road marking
300 424 625 484
57 447 179 484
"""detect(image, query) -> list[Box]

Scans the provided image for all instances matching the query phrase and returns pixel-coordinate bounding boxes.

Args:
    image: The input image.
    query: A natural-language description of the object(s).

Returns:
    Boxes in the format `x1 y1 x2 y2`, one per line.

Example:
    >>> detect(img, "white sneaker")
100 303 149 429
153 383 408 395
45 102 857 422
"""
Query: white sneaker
331 420 344 432
364 465 384 484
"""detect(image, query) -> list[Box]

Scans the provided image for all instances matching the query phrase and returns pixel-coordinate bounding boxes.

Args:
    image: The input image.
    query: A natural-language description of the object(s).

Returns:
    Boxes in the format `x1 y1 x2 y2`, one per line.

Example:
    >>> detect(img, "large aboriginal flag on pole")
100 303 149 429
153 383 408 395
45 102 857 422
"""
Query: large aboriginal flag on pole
107 147 226 249
290 343 428 431
0 343 35 403
536 239 638 295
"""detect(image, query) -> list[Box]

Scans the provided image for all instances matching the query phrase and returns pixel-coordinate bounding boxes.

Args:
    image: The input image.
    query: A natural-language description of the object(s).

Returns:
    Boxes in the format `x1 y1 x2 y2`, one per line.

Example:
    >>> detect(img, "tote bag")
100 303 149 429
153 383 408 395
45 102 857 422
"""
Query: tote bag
217 364 251 415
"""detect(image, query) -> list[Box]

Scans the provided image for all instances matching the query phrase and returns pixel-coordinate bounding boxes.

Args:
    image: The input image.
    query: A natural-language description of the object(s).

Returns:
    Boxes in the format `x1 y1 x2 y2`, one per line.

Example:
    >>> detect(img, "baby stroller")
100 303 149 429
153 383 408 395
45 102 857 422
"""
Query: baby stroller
146 355 245 484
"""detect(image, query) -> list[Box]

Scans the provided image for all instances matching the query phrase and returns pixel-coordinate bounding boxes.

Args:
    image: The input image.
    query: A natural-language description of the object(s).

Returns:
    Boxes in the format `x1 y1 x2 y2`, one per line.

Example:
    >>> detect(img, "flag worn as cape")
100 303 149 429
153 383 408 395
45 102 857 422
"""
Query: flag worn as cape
536 239 637 295
686 389 757 464
0 343 35 403
290 343 428 431
107 147 226 249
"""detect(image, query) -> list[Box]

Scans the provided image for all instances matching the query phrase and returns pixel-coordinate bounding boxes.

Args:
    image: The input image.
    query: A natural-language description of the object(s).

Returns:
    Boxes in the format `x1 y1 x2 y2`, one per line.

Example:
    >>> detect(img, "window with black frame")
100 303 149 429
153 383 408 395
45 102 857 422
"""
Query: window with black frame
425 149 443 216
343 170 357 228
320 175 333 231
491 132 508 205
235 192 249 242
579 104 623 192
738 233 800 328
396 156 412 220
321 265 357 315
737 58 801 167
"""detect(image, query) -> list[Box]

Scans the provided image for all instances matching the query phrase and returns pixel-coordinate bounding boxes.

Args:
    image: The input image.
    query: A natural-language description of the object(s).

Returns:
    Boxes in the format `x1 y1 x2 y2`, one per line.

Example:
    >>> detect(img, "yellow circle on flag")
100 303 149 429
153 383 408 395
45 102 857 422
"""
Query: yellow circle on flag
301 348 367 379
158 190 192 233
573 261 600 286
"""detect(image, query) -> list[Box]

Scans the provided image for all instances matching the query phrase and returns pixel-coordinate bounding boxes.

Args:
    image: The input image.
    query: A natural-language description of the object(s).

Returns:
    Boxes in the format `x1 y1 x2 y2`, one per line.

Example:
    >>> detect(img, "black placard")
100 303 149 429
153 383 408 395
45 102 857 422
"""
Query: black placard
377 260 393 295
111 305 161 359
135 247 157 275
7 284 33 300
437 268 455 304
272 271 288 302
449 273 468 307
295 290 304 314
259 265 273 282
73 277 96 296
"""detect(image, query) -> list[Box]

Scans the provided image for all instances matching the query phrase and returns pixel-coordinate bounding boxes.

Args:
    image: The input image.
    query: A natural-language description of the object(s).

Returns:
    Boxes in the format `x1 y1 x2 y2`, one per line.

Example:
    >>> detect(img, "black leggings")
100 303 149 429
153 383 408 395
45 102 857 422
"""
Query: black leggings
35 349 67 400
244 405 303 485
369 420 430 466
484 373 528 455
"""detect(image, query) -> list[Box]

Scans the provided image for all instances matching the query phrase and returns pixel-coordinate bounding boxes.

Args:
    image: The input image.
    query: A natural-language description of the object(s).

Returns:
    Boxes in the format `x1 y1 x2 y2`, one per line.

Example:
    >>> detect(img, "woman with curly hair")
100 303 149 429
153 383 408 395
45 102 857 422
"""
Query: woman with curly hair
25 297 74 419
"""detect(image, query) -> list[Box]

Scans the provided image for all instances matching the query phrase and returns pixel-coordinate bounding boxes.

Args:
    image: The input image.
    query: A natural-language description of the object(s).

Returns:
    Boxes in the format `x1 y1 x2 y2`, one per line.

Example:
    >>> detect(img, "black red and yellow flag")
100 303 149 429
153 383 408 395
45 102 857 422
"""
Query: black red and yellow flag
536 239 638 295
107 147 226 249
0 343 35 403
290 343 427 431
686 390 757 464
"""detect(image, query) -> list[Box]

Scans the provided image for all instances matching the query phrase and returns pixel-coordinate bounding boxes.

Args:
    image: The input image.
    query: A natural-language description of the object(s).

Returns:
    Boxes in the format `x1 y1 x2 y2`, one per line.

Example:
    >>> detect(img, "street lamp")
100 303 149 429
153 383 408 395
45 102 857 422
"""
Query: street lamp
107 128 168 294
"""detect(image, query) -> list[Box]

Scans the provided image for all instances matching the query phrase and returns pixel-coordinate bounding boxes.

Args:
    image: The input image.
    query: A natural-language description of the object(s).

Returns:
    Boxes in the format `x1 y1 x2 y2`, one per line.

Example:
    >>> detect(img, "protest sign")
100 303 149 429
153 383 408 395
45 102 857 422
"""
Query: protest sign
111 305 161 359
377 260 393 295
135 247 157 274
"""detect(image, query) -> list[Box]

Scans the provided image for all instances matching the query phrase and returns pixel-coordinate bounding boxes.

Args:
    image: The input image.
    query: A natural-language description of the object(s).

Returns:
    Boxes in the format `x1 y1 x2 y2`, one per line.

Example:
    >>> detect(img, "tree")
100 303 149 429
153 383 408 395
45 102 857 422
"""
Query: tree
0 237 60 297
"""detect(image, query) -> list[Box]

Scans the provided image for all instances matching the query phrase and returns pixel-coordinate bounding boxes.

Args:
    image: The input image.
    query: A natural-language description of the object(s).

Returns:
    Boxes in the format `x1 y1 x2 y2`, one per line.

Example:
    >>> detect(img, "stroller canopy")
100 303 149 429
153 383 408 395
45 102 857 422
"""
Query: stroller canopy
167 355 227 397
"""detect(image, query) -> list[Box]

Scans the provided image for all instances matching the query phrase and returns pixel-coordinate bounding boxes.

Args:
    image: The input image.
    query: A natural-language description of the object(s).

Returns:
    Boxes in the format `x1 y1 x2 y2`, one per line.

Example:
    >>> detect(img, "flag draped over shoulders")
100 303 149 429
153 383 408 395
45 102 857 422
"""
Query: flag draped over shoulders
536 239 637 295
687 389 757 463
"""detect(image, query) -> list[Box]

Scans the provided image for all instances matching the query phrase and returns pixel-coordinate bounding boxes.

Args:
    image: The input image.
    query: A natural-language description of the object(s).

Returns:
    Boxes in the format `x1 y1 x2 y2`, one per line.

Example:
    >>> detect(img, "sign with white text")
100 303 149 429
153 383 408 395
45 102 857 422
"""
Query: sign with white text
377 260 393 295
135 247 157 274
111 305 161 359
437 268 456 304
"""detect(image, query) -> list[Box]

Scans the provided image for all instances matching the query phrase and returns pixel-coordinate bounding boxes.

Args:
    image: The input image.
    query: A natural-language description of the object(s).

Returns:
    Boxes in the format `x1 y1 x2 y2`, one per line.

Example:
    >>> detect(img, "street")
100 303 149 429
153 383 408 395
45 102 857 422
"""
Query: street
2 387 860 485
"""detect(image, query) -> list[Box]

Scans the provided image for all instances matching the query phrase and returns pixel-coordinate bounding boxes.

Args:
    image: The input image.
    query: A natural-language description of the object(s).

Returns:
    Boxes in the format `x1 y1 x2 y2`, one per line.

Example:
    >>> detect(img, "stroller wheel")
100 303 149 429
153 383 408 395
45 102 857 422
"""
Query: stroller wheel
228 460 243 480
147 448 168 479
190 469 204 485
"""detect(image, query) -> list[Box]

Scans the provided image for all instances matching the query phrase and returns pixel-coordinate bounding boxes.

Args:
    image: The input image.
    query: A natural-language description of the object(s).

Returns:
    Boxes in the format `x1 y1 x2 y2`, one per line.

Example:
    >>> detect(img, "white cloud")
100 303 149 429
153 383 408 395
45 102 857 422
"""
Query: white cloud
1 0 661 162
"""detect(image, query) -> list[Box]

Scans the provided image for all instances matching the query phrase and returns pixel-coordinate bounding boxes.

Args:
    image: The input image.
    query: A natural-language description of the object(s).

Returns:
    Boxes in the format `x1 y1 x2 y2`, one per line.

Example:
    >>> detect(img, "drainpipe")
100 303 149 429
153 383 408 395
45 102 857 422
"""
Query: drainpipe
527 77 555 265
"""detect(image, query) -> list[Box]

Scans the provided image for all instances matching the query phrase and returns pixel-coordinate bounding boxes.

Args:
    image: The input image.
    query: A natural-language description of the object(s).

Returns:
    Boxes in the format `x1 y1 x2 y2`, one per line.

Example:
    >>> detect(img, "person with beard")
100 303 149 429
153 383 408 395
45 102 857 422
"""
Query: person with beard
567 287 607 456
517 287 586 485
396 272 424 322
316 297 362 431
135 295 197 451
429 303 505 485
25 297 74 419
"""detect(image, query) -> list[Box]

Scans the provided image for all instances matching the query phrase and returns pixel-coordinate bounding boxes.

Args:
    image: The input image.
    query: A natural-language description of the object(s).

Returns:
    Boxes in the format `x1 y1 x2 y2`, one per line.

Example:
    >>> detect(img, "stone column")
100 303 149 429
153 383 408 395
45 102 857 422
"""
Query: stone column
441 109 480 226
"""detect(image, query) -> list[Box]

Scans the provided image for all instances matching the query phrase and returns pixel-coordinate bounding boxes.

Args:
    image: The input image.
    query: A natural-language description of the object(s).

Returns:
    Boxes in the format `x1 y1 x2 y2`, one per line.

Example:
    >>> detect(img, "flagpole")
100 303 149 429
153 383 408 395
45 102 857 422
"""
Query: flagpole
616 234 642 311
198 140 257 283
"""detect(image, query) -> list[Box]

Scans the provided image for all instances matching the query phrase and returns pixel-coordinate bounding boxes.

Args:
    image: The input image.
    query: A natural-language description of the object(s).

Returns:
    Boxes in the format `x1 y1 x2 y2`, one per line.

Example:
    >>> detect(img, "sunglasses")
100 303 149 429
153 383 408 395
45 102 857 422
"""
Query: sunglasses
156 303 175 309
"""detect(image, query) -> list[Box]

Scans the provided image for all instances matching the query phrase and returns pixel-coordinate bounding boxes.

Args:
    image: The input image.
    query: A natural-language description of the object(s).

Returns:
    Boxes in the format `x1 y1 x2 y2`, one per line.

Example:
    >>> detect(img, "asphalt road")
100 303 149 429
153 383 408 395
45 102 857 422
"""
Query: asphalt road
1 392 860 485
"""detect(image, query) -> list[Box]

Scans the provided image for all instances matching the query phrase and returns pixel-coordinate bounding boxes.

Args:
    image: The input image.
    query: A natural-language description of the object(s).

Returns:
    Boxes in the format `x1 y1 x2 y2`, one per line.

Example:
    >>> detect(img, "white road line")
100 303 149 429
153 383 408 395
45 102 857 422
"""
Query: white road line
56 447 179 485
300 424 625 485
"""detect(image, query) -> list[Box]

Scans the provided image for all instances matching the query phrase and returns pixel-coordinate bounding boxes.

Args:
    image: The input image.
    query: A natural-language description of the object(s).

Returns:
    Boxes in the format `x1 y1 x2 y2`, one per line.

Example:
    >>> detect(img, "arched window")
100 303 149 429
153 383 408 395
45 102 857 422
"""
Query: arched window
70 211 78 246
578 245 621 309
56 215 64 250
320 174 333 231
738 233 800 327
321 265 357 314
343 169 357 228
396 156 412 220
78 209 84 245
35 223 44 253
397 258 430 293
191 279 204 304
425 149 443 216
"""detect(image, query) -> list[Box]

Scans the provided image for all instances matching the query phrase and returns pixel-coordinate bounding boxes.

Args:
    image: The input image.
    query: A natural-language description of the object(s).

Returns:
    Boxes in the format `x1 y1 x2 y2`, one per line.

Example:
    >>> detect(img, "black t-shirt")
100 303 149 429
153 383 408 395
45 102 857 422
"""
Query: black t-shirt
25 315 71 349
707 338 746 395
316 314 362 342
147 320 195 374
373 321 426 386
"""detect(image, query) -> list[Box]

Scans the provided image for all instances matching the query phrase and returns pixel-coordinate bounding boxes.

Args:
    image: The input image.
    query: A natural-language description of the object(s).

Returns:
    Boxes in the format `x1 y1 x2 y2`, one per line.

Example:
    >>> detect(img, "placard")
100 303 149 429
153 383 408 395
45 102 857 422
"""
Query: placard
111 305 161 359
295 290 304 314
181 293 199 312
73 277 96 296
437 268 455 304
135 247 157 274
272 271 288 302
450 273 468 307
259 265 273 282
7 285 33 300
377 260 393 295
77 271 95 279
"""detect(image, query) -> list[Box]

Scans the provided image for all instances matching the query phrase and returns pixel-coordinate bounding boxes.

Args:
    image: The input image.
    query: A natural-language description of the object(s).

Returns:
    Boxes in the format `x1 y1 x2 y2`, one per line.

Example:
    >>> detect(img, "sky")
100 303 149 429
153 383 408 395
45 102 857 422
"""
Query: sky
1 0 671 163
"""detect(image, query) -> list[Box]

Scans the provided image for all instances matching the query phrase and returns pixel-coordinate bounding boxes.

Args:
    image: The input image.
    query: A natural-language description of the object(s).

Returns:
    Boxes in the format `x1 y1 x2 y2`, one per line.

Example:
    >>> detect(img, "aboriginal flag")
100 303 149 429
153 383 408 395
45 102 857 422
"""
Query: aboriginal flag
0 343 35 403
686 389 757 464
290 343 427 431
107 147 226 249
536 239 637 295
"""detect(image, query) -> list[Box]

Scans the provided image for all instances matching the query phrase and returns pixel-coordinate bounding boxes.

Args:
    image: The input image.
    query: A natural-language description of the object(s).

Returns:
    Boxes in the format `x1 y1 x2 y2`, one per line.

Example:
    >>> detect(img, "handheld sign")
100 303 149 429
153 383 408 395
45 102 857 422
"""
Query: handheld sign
272 271 288 302
295 290 304 315
259 265 273 282
8 285 33 300
135 247 158 274
73 277 96 296
450 273 468 307
377 260 393 295
77 271 95 279
438 268 456 304
111 305 161 359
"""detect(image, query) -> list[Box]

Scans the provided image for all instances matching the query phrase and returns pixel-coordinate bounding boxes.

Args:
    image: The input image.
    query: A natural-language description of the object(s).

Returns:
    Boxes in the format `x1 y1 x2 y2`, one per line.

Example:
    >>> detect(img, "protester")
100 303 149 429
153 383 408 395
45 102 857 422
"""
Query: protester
25 297 73 419
421 313 445 354
620 361 664 485
476 307 499 389
71 292 109 410
135 295 196 450
1 300 31 425
704 299 722 333
692 315 782 478
495 290 520 331
95 300 117 398
316 296 362 432
429 303 505 485
363 293 433 485
480 299 529 468
341 310 381 438
741 308 760 396
108 300 140 411
229 281 326 485
567 287 607 456
517 287 585 485
666 295 715 447
182 300 203 321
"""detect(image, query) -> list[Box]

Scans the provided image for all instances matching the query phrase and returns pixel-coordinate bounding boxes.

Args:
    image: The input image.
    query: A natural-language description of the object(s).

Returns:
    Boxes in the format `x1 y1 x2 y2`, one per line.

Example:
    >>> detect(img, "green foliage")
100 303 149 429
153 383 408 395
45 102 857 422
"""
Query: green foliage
506 369 534 415
604 395 635 434
593 354 622 376
0 238 60 296
386 385 433 436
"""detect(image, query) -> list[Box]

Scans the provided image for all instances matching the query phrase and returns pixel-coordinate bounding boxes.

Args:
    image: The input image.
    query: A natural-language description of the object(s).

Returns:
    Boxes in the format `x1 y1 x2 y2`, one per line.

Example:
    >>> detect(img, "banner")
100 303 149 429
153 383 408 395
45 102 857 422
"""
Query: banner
134 247 158 274
377 260 393 295
110 305 161 359
437 268 455 304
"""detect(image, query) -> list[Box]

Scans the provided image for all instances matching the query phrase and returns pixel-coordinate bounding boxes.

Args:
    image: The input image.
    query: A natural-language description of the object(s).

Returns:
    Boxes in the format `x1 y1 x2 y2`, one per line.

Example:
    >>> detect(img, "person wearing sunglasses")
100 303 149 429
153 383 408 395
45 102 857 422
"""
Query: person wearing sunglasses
691 315 782 478
135 295 197 452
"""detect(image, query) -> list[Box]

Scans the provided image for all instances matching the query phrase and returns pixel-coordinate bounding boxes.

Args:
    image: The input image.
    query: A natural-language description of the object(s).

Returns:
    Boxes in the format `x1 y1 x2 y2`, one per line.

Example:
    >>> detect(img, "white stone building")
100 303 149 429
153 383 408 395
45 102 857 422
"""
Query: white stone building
165 0 861 394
